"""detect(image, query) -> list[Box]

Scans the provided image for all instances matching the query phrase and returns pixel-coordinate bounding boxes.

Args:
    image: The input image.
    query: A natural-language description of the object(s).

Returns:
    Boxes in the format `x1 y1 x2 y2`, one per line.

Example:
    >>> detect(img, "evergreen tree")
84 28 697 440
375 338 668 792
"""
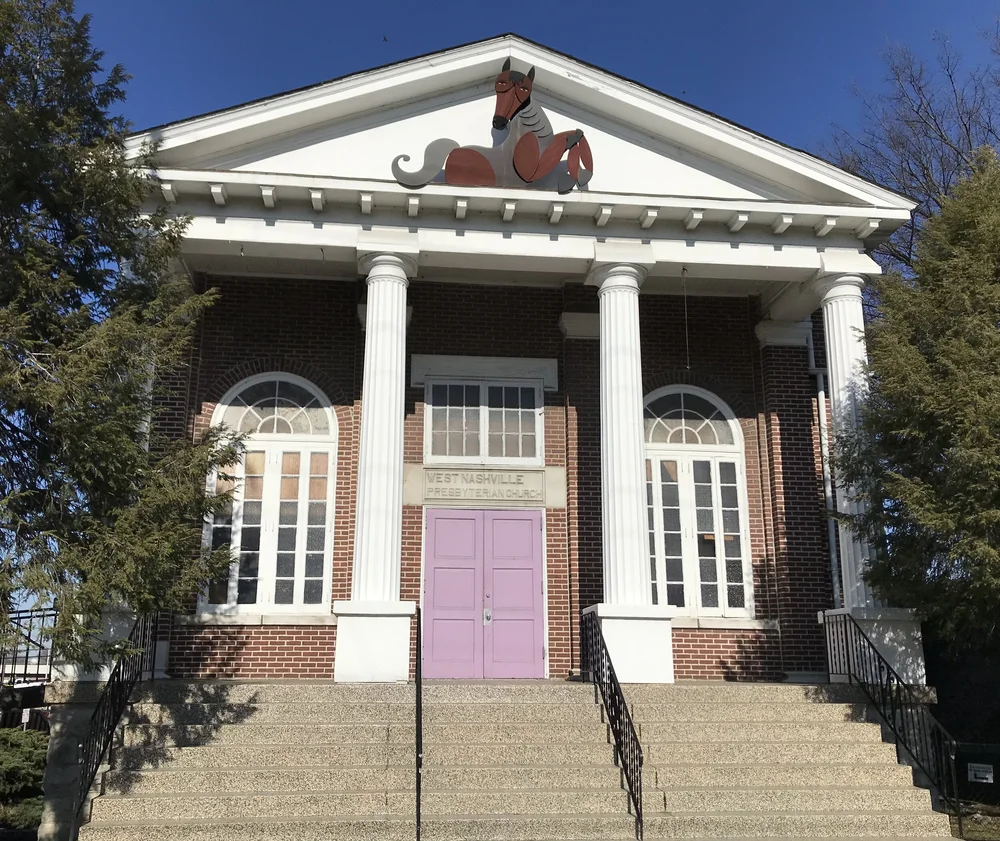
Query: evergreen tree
837 148 1000 641
0 0 240 662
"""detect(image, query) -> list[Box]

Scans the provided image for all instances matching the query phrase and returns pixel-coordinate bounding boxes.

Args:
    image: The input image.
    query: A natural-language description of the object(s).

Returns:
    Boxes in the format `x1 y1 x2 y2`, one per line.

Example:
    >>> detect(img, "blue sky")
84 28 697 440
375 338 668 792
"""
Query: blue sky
78 0 997 157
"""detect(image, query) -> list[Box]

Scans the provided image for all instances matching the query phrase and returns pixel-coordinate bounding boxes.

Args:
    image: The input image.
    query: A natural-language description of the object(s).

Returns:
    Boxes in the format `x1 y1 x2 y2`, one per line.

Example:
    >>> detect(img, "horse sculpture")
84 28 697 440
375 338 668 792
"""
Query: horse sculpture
391 59 593 194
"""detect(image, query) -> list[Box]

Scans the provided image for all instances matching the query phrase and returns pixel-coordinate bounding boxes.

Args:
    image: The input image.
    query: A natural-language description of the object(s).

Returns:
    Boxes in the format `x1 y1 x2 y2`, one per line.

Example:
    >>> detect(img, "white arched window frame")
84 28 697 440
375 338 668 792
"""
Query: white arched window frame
643 385 753 618
201 373 338 615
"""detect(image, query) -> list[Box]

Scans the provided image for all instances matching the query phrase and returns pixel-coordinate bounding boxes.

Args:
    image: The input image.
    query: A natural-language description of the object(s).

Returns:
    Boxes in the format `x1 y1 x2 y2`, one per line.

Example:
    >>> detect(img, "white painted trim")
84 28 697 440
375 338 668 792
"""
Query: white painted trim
559 312 600 340
411 355 558 391
177 613 338 625
540 507 550 679
583 603 679 620
670 616 778 630
333 600 416 617
755 319 814 348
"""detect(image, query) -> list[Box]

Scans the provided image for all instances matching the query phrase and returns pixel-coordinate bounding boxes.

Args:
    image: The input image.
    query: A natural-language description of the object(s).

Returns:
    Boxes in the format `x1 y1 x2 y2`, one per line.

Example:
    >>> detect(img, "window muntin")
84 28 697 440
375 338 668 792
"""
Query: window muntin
203 375 336 615
644 387 751 617
425 379 543 465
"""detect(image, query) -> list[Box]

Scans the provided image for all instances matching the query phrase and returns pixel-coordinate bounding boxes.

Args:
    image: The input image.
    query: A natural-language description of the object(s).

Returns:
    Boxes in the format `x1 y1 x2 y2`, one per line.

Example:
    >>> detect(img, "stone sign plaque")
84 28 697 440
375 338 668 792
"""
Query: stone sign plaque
422 468 546 506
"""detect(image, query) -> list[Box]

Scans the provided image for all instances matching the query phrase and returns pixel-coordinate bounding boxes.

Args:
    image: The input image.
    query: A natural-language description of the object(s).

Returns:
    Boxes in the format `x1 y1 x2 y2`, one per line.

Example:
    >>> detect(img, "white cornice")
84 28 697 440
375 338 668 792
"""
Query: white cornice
129 35 916 215
148 167 911 239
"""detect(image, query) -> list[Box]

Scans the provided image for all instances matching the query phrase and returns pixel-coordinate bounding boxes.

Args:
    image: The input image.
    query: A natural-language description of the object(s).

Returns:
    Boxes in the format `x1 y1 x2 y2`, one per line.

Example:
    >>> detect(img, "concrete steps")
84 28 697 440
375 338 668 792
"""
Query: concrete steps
79 679 953 841
81 681 628 841
631 682 952 840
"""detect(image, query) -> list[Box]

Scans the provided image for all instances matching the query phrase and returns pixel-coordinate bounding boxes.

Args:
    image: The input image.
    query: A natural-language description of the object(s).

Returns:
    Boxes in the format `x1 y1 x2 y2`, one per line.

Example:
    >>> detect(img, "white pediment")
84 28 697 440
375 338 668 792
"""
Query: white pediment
184 86 795 202
133 35 914 214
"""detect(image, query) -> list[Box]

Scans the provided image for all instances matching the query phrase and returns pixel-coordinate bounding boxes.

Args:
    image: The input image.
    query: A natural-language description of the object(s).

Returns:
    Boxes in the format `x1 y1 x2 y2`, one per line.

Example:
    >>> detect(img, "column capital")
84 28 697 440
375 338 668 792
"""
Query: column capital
586 263 647 291
358 251 418 281
809 273 866 303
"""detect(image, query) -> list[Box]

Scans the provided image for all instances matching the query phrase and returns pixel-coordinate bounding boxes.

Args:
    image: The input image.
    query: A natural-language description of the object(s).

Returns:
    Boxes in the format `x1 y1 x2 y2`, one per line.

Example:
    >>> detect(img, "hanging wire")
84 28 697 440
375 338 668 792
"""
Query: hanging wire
682 266 691 370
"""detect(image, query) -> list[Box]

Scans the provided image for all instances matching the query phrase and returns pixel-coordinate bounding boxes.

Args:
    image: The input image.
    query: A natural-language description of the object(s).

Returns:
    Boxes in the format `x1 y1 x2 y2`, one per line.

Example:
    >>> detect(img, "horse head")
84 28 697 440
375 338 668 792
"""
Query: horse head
493 58 534 130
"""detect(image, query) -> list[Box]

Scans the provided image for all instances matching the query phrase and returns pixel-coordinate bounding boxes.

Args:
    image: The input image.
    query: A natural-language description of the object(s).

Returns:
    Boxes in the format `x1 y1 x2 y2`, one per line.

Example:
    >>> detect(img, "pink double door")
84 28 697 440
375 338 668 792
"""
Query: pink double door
423 509 545 679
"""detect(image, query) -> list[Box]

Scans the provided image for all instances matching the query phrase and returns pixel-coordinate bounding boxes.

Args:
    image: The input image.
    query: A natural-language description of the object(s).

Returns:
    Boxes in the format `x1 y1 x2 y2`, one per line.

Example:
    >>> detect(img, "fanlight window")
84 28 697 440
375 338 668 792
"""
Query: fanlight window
204 375 336 615
644 391 734 447
221 380 330 436
642 387 751 617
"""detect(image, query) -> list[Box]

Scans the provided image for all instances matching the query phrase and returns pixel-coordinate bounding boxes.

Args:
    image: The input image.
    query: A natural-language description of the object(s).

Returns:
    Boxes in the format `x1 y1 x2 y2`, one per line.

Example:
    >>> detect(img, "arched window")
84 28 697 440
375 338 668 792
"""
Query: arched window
643 386 752 617
202 374 337 614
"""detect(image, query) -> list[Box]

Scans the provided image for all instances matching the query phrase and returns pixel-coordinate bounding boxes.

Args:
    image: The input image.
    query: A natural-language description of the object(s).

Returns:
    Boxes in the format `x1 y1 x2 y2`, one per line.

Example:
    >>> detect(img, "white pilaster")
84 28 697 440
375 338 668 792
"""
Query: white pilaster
334 251 417 683
585 263 674 683
812 275 874 611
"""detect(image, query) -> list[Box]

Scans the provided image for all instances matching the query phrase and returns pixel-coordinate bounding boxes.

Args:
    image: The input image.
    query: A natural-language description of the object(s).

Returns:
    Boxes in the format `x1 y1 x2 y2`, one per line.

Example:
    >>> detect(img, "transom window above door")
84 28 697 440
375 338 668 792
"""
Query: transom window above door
203 374 337 615
643 386 753 618
424 380 544 466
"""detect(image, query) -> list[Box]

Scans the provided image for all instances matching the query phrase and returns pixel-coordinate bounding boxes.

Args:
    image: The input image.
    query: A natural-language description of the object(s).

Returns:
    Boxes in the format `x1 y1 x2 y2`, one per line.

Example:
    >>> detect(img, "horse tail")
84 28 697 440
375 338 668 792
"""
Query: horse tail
391 138 460 188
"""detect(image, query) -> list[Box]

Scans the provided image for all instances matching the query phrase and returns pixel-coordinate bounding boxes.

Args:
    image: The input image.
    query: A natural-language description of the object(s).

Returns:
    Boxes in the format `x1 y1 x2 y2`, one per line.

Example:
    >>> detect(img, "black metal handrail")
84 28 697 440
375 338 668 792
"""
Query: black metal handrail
581 610 643 840
1 608 57 686
415 606 423 841
75 613 156 820
824 612 962 834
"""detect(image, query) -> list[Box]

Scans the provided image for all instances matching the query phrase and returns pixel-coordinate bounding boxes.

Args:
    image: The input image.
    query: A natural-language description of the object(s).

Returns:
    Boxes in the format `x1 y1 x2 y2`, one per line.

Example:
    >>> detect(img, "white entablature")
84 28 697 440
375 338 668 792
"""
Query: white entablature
129 34 915 321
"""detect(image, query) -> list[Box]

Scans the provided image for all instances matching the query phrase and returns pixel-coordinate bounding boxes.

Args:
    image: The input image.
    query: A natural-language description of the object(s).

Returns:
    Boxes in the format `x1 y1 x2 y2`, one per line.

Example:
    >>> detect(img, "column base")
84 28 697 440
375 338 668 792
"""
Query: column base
584 604 675 684
333 600 415 682
822 607 927 685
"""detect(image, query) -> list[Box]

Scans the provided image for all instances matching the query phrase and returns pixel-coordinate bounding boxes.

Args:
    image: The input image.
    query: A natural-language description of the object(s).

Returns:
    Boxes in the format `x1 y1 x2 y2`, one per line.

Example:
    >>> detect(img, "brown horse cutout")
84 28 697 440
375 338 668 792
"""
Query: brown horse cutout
392 59 594 194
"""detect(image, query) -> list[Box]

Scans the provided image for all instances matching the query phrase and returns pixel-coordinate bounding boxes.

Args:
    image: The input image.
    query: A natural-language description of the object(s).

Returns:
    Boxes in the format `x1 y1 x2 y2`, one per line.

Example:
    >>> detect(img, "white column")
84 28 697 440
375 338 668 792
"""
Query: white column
814 274 925 684
813 275 874 611
334 252 416 683
583 263 674 683
594 264 652 605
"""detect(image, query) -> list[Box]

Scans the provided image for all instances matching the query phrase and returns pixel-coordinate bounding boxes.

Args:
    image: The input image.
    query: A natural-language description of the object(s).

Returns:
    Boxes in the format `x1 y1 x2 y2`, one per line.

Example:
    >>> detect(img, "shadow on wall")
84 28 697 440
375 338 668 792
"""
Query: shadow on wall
702 632 784 682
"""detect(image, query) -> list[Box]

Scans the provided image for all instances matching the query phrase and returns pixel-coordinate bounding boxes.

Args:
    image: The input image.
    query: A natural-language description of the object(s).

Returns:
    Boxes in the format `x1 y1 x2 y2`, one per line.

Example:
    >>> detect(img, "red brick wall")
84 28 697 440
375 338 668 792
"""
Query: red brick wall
165 275 834 681
168 624 336 679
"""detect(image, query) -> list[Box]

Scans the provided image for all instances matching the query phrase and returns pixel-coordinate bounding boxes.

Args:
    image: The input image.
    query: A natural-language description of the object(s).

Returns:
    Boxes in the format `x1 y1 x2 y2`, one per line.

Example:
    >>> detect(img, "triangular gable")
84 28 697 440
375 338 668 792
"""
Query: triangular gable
129 35 914 213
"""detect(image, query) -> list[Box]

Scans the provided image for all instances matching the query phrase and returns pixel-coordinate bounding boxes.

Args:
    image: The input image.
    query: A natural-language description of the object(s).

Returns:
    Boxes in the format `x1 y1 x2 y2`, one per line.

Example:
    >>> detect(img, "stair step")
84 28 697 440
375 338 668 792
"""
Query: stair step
646 787 932 813
644 741 899 765
134 681 597 706
623 683 866 704
639 721 884 743
90 790 633 822
77 813 953 841
112 743 410 770
128 700 603 726
104 765 624 795
112 741 619 771
122 721 609 747
641 812 952 837
79 815 638 841
650 763 914 788
631 702 871 723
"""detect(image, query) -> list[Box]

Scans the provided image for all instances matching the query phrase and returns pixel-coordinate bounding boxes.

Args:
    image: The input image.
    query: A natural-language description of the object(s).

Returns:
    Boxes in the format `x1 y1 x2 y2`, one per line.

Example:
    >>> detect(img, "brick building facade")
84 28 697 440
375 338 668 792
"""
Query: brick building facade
135 35 926 686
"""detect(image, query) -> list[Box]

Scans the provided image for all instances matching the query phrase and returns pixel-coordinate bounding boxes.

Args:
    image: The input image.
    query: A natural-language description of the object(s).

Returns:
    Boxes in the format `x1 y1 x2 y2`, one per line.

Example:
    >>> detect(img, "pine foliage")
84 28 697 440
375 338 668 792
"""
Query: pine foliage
838 149 1000 640
0 0 241 662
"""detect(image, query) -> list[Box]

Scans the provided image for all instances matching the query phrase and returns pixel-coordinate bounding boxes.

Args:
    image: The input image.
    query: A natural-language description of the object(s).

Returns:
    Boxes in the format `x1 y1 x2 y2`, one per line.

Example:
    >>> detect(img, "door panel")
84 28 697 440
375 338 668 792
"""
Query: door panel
423 510 483 679
483 511 544 679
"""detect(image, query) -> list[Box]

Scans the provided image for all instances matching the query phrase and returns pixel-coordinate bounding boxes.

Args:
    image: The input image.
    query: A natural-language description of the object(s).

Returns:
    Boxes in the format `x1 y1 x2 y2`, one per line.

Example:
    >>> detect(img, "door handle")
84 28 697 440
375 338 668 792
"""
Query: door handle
483 608 492 626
